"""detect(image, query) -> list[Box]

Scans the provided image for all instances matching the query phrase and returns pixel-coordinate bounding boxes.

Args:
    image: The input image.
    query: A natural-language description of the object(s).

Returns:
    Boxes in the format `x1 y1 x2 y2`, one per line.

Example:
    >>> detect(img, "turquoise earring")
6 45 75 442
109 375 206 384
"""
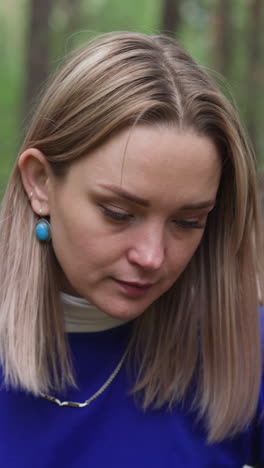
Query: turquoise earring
36 219 52 242
35 208 51 242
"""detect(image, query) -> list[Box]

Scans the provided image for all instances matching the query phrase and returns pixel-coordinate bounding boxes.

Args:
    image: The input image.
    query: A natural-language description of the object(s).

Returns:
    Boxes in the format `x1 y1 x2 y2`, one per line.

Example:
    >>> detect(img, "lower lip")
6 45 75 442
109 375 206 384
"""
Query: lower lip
113 279 152 297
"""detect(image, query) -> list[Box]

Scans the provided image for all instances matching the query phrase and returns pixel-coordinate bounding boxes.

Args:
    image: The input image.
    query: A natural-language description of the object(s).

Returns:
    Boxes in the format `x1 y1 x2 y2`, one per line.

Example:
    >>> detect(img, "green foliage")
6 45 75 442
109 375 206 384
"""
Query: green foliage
0 0 28 193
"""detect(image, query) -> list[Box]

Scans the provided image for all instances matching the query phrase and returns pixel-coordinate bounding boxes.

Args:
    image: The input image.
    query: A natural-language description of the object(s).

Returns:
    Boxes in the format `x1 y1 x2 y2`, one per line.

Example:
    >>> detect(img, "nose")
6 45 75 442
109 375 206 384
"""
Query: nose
127 225 166 271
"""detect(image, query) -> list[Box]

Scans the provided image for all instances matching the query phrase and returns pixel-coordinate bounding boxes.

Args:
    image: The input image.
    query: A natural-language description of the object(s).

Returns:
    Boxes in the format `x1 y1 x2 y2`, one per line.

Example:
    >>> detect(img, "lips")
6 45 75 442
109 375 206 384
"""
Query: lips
113 278 154 297
117 280 154 288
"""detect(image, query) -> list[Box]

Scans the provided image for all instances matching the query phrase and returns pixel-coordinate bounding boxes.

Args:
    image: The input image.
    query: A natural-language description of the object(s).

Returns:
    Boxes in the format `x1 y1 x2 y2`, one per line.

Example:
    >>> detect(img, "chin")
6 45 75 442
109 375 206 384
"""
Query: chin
98 300 148 321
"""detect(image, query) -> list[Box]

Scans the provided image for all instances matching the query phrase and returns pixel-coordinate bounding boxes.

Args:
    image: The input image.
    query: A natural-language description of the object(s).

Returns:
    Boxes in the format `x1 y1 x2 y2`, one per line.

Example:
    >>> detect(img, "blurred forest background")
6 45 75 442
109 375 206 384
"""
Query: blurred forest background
0 0 263 197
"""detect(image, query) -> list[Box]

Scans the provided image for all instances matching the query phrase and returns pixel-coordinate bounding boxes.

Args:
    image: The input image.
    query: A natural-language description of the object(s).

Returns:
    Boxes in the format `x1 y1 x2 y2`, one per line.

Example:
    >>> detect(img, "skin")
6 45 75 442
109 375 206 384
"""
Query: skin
19 125 221 320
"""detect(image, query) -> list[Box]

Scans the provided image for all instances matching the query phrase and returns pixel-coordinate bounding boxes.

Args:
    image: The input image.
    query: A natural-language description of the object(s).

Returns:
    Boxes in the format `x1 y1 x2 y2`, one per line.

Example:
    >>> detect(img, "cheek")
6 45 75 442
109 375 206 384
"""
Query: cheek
50 210 92 273
51 217 123 277
169 233 204 275
51 199 95 252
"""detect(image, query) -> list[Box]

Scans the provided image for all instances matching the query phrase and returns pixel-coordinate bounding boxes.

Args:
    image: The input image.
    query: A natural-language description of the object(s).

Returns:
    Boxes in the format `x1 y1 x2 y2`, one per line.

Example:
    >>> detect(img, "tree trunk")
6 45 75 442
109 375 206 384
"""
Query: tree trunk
246 0 263 158
24 0 53 117
211 0 233 77
161 0 181 36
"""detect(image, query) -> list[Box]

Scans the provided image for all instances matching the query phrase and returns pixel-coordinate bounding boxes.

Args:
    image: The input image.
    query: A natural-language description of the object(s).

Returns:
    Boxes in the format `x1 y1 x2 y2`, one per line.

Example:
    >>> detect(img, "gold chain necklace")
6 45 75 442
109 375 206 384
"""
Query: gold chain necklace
40 348 128 408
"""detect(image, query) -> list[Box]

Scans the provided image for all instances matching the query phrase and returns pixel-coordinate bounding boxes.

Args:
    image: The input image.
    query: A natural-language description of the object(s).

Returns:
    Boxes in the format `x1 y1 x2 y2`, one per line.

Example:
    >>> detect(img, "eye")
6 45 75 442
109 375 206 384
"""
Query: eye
100 205 133 222
173 218 206 230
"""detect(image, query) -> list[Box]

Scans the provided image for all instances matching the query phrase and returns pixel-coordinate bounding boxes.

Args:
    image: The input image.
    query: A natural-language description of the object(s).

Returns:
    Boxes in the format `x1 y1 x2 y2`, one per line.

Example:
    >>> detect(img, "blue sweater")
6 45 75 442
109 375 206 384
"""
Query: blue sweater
0 322 264 468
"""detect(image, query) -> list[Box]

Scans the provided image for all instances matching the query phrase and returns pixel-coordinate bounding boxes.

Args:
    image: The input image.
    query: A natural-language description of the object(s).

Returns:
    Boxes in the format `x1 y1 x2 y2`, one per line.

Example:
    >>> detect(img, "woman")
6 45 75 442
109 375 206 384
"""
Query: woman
0 32 263 467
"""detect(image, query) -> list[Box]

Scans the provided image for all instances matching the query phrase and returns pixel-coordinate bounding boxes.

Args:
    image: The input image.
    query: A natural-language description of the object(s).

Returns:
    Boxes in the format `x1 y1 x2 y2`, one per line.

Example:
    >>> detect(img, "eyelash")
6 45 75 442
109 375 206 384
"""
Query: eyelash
101 206 132 221
176 220 205 230
100 205 205 229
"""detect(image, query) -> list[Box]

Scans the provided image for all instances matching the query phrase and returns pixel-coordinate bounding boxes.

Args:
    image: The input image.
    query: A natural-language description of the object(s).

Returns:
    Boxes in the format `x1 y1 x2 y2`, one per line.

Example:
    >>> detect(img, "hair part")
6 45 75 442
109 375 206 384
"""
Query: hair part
0 32 263 442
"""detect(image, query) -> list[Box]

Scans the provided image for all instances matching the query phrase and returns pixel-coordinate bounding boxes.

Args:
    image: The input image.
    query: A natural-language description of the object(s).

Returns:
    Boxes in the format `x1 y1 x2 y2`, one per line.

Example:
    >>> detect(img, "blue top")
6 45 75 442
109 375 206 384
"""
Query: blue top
0 320 264 468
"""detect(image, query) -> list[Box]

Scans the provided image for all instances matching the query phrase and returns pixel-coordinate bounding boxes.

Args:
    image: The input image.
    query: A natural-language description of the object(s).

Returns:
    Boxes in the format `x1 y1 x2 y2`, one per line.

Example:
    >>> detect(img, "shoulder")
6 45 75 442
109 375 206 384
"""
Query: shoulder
259 306 264 399
257 307 264 405
260 306 264 345
250 307 264 465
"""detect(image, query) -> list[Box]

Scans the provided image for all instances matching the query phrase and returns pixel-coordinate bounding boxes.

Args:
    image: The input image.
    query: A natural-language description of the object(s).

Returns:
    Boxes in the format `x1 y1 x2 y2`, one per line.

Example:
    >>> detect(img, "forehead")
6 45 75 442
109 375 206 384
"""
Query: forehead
65 125 221 207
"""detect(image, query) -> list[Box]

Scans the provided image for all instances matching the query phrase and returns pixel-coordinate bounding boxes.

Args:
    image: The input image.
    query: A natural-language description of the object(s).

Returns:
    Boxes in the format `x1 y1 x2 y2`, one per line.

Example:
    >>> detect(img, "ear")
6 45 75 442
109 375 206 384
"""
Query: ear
18 148 52 216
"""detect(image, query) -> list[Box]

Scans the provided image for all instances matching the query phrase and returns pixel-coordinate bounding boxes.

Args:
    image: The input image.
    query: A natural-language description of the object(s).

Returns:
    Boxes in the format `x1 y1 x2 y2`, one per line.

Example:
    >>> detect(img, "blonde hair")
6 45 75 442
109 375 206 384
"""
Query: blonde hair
0 32 263 442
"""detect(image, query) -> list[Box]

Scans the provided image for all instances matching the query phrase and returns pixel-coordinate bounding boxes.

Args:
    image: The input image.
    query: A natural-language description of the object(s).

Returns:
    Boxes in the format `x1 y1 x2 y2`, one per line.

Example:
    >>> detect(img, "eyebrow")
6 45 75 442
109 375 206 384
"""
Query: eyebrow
98 184 151 207
98 183 215 211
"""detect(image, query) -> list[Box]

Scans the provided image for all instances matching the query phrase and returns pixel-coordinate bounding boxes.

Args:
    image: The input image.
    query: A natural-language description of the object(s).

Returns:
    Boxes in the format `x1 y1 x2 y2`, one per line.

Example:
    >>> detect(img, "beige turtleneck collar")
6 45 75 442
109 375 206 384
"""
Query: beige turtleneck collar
62 292 130 333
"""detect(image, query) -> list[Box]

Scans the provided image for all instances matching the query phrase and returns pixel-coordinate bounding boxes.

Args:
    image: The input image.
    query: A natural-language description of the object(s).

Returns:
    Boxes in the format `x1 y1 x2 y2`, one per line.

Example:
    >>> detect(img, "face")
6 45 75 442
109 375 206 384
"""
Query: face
47 125 221 320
